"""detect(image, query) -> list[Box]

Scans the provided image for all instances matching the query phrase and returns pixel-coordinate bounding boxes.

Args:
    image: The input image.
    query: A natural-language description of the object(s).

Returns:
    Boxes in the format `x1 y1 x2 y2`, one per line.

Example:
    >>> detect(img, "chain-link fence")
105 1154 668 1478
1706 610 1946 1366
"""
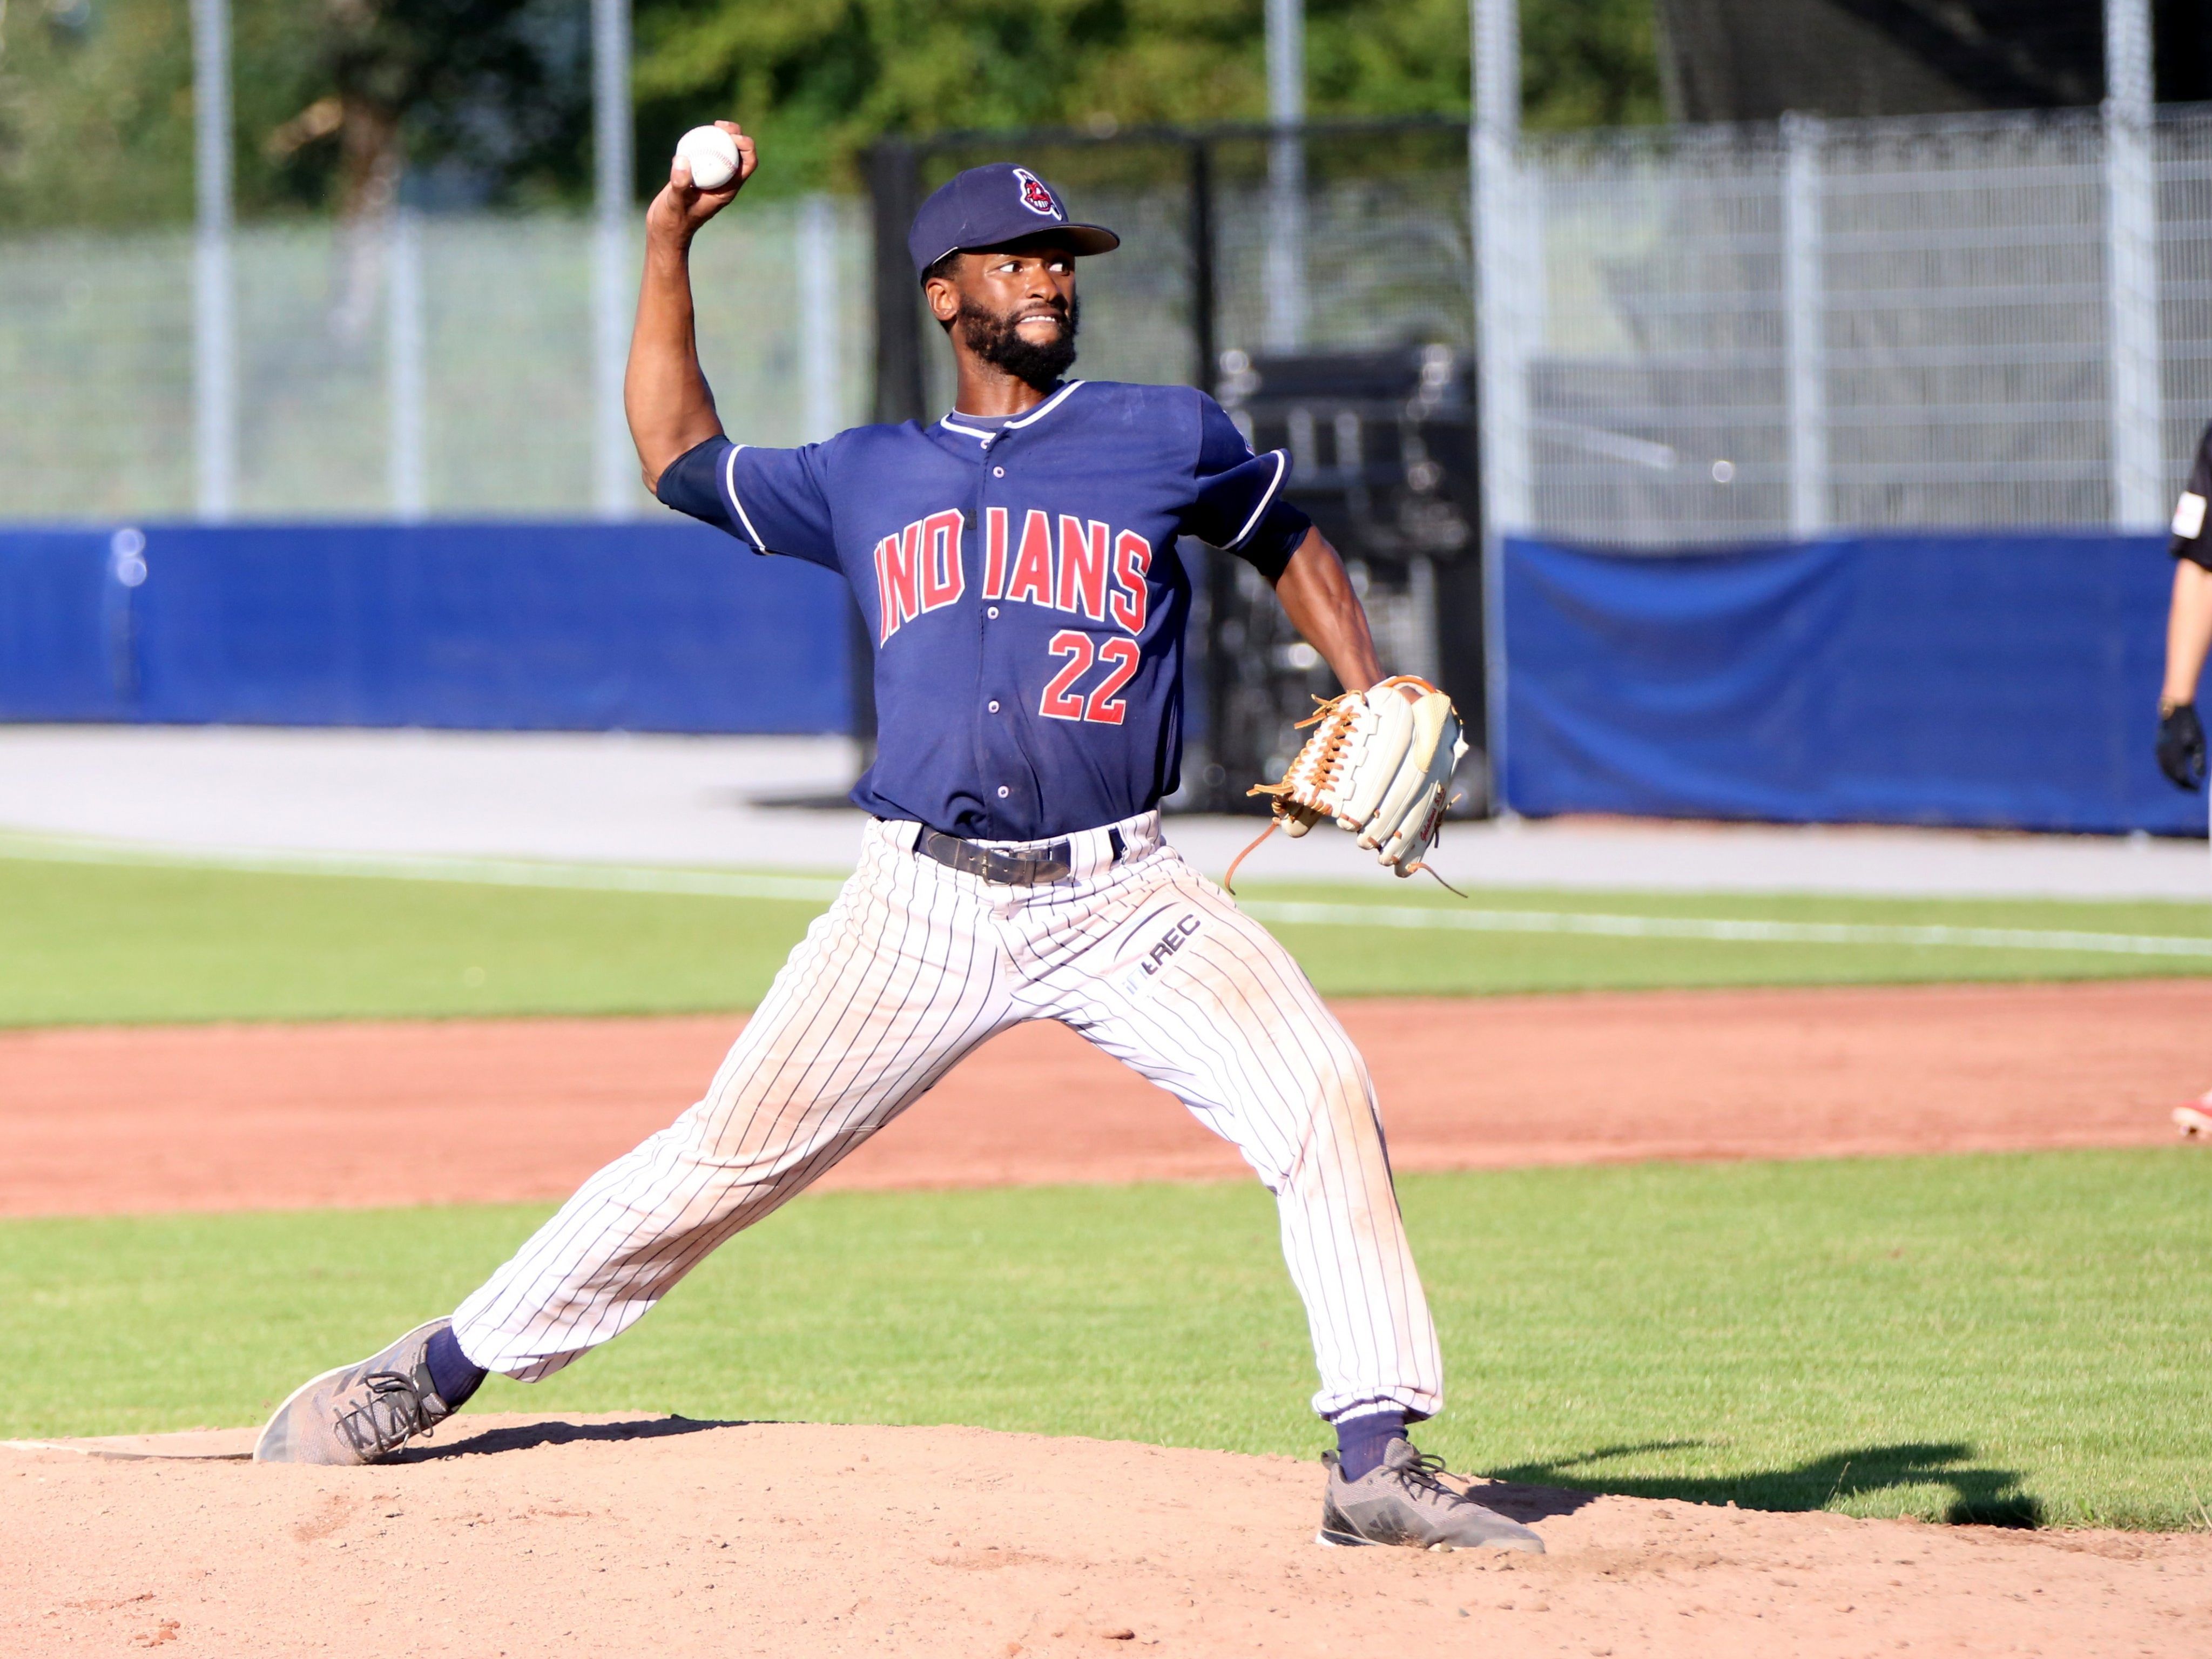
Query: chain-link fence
901 105 2212 551
0 195 872 522
1518 105 2212 545
19 107 2212 543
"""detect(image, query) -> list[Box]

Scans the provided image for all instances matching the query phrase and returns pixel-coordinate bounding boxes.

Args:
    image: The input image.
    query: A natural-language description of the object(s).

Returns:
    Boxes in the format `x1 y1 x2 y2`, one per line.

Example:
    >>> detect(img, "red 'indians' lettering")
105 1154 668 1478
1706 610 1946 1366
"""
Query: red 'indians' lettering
984 507 1150 631
874 509 966 642
888 507 1156 727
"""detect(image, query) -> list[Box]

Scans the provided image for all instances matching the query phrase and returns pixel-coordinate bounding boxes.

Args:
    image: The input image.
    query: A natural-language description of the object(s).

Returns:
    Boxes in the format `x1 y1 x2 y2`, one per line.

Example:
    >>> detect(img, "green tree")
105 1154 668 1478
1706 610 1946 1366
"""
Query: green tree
1309 0 1664 129
0 0 588 226
632 0 1663 193
281 0 592 217
0 0 206 226
0 0 1660 225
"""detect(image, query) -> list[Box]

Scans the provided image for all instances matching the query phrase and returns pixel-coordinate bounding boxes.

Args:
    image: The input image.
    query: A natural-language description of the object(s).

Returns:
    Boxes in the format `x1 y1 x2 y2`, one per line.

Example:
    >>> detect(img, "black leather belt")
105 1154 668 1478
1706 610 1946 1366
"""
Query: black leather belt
917 826 1128 886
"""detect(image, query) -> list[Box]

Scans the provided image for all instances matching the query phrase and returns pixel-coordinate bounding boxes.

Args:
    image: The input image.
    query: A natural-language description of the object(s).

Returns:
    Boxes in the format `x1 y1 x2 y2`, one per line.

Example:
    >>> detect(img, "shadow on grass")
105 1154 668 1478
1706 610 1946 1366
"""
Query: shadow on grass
1488 1439 2045 1528
397 1413 755 1461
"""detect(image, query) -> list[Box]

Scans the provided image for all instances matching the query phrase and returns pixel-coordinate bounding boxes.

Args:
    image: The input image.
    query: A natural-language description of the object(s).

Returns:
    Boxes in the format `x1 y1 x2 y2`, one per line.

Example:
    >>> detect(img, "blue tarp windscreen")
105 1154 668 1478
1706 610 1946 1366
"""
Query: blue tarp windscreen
1503 532 2204 837
0 521 852 733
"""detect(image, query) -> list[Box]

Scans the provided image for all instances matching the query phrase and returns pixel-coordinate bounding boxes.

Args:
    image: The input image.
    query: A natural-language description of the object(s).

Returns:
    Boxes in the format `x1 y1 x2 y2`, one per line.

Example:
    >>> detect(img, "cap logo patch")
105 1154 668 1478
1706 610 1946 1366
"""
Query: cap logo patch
1013 168 1061 218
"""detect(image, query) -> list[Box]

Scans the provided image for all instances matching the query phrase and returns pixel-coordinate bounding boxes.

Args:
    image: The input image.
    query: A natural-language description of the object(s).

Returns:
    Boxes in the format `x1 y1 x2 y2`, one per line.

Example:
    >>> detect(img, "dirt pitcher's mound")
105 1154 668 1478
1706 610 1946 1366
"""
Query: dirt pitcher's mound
5 1416 2208 1656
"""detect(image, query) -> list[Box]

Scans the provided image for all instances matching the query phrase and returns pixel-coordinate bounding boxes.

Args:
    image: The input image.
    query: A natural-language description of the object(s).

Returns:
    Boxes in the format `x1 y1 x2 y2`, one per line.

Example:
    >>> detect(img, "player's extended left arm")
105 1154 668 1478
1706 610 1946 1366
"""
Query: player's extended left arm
1270 528 1384 692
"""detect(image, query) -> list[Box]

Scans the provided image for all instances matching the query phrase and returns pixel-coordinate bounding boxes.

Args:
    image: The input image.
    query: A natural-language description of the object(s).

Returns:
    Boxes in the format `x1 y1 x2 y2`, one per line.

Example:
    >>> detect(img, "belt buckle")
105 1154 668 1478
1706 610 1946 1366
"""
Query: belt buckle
1026 849 1073 884
986 844 1069 885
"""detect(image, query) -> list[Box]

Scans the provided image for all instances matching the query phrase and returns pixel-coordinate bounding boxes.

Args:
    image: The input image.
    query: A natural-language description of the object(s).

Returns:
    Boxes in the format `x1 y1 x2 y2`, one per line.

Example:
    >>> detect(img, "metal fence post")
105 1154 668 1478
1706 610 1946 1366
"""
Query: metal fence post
1188 137 1237 809
798 194 840 442
387 207 427 520
190 0 235 521
860 140 928 753
1264 0 1309 351
590 0 635 519
1782 113 1828 539
1188 139 1218 393
869 142 925 430
2106 0 2163 529
1473 0 1526 801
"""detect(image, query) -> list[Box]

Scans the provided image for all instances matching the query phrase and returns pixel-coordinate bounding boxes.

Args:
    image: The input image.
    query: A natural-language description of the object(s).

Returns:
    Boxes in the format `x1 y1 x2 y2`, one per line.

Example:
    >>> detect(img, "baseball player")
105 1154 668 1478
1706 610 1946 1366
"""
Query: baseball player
255 125 1532 1554
2159 420 2212 797
2160 421 2212 1139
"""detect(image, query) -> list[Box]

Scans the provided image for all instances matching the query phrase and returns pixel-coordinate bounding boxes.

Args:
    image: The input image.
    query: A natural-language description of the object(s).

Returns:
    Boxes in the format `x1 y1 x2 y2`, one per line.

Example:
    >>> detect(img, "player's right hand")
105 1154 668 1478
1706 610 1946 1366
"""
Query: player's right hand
649 119 755 241
2157 702 2207 790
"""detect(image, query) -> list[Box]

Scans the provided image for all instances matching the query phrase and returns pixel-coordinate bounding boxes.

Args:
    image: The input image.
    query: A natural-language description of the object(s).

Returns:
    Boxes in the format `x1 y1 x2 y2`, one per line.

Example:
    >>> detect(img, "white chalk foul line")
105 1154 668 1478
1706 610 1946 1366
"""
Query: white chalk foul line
4 832 2210 961
1235 899 2212 960
0 833 849 904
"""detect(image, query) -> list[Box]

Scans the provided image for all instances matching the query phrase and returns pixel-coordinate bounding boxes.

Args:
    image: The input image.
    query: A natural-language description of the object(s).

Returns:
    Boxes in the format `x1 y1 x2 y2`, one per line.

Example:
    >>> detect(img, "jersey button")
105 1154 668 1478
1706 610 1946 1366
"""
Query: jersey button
996 786 1010 799
987 605 1000 618
993 466 1005 477
988 700 1001 713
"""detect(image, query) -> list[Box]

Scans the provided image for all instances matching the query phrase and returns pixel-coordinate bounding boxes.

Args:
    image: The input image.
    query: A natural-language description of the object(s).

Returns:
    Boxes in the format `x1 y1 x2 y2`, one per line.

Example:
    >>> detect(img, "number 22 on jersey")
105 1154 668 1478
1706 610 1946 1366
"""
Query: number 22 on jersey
1039 631 1141 725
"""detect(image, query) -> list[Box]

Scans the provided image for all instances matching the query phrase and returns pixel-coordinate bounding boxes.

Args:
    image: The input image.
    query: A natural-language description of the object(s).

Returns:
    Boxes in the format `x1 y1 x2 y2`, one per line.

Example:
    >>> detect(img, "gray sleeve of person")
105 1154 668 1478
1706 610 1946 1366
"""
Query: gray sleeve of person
2170 422 2212 572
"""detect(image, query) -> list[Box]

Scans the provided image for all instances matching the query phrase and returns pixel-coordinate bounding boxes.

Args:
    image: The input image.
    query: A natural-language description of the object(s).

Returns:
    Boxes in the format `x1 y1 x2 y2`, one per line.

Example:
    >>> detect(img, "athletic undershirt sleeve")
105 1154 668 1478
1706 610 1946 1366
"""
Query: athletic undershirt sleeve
655 434 841 571
1182 393 1312 581
655 436 739 535
2173 421 2212 572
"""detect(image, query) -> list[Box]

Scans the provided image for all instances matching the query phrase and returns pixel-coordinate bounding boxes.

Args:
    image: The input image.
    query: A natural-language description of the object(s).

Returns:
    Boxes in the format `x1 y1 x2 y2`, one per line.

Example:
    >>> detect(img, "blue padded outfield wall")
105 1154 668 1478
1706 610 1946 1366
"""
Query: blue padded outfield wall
1502 532 2203 837
0 522 852 733
4 524 2202 833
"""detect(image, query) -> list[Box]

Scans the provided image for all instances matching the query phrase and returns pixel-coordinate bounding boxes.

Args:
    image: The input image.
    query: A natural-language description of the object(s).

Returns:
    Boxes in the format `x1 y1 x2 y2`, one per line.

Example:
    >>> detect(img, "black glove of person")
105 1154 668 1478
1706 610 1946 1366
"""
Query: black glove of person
2157 702 2207 791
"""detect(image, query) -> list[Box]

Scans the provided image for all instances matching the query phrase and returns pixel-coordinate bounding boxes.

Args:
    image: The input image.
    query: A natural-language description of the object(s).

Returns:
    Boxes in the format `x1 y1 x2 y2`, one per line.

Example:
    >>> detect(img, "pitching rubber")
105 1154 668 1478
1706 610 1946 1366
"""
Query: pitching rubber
1315 1528 1462 1552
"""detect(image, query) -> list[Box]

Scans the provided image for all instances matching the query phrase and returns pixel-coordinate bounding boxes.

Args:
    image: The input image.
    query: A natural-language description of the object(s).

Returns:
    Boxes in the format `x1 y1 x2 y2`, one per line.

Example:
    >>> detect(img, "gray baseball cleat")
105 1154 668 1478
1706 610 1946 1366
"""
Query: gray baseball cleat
1317 1439 1547 1552
253 1319 462 1465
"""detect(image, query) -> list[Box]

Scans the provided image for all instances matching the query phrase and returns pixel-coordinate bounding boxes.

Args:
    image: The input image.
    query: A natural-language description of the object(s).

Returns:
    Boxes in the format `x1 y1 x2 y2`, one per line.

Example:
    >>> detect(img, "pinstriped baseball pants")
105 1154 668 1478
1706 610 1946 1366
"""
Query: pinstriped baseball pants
450 811 1444 1422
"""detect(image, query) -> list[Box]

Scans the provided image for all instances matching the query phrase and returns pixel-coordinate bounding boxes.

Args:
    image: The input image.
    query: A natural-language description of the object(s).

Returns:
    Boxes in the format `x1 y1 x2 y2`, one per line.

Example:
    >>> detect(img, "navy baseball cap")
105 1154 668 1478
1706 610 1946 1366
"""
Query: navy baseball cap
908 163 1120 280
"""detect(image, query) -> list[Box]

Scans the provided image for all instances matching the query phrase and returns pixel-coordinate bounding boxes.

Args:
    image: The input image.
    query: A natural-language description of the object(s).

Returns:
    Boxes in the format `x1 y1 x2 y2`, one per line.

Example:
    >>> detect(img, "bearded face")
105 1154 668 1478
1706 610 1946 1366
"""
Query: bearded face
955 290 1080 391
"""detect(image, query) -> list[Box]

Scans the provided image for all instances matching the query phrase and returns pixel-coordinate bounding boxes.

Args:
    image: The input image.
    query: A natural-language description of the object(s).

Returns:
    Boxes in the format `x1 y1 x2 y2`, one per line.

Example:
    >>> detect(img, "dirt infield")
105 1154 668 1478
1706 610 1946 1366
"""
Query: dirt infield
3 979 2205 1217
6 1414 2209 1657
9 987 2210 1654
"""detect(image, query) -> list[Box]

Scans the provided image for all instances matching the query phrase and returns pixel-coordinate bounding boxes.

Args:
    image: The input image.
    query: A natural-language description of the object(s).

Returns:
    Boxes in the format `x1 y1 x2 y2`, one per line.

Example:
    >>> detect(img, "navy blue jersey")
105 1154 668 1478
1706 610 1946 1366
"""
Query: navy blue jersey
657 379 1310 839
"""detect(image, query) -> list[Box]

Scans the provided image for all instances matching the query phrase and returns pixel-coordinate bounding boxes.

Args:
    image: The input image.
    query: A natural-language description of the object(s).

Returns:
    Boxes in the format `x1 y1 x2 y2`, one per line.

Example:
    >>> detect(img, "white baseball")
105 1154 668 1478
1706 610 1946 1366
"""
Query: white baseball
676 125 740 191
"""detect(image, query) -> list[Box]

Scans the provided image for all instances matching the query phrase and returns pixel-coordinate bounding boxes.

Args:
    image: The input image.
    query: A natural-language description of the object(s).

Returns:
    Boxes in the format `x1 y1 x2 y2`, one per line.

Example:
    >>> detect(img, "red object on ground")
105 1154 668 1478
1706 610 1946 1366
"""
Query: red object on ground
2174 1088 2212 1137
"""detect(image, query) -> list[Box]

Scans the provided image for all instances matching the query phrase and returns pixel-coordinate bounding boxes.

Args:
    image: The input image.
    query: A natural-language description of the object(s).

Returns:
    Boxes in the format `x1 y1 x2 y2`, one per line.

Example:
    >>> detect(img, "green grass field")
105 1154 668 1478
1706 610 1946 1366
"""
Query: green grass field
3 846 2209 1025
8 842 2209 1530
5 1154 2208 1529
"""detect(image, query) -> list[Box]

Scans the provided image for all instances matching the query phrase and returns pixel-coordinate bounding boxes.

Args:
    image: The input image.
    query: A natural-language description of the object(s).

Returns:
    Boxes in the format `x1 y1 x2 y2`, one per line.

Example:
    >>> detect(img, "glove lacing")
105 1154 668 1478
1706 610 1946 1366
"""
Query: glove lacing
1250 691 1362 816
1226 693 1363 892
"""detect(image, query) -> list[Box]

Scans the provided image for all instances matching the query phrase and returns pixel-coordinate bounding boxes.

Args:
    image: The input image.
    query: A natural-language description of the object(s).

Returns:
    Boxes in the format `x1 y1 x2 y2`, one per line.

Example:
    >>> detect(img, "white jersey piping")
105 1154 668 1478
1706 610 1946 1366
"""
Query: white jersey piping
1224 449 1290 550
1004 380 1085 428
936 380 1087 444
721 444 770 552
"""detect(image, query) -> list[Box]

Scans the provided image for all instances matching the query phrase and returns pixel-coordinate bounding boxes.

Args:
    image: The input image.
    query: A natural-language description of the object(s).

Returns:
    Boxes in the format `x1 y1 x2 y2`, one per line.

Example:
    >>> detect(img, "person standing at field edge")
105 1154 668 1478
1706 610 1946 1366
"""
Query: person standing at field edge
2159 421 2212 798
2159 421 2212 1138
247 124 1543 1556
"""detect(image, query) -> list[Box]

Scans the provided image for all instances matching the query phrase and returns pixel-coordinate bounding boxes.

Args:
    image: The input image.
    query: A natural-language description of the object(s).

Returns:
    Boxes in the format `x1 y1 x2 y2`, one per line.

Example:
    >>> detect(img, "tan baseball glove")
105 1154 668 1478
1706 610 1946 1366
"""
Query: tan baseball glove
1230 675 1469 886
